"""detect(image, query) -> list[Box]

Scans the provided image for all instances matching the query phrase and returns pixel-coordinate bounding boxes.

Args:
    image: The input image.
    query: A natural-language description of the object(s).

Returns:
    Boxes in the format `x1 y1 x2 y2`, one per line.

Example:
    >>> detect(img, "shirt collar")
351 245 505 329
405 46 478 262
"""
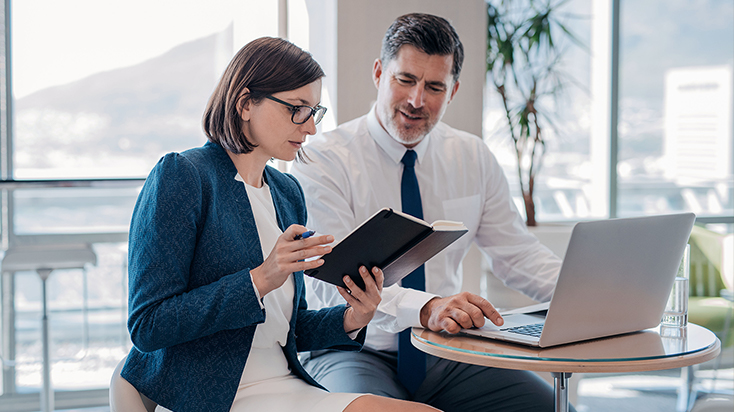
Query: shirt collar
234 172 266 189
366 105 430 166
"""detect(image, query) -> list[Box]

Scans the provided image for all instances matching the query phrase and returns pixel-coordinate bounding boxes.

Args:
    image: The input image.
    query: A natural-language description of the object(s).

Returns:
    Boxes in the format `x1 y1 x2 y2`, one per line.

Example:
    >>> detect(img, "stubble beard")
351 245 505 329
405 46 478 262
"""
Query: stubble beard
384 105 438 147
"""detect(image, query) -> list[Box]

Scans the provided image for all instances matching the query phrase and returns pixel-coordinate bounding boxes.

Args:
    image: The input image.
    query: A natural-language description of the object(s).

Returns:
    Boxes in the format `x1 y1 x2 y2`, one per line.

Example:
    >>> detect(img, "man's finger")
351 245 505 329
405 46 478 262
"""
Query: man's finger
440 317 461 334
448 307 476 329
465 293 503 325
441 295 487 328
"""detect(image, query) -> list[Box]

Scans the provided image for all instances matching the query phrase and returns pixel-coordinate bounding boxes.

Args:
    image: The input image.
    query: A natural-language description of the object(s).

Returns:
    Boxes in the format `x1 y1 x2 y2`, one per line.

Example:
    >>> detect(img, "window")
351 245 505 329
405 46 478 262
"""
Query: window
12 0 236 179
1 1 284 409
617 0 733 219
484 0 595 221
484 0 733 224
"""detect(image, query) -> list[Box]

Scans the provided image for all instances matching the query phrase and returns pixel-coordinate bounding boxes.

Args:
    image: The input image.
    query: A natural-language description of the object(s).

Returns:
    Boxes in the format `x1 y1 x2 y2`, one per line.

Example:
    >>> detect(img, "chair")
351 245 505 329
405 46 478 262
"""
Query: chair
1 243 97 412
690 395 734 412
110 355 157 412
689 225 733 346
679 225 734 412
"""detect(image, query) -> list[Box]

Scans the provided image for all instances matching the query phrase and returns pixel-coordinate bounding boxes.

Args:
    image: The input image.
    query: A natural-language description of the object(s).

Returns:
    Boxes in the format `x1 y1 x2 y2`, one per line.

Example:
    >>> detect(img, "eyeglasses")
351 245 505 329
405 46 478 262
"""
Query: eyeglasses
265 95 327 125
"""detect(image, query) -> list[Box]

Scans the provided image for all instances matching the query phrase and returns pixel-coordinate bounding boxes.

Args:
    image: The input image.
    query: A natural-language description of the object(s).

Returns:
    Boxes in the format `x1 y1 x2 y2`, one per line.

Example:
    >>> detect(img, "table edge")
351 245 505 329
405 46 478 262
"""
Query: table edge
411 327 722 373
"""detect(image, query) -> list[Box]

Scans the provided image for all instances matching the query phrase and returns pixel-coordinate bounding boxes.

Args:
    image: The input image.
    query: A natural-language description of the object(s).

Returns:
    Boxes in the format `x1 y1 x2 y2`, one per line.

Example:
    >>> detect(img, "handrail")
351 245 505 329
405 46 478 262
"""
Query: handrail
0 179 145 247
0 178 729 224
0 178 146 189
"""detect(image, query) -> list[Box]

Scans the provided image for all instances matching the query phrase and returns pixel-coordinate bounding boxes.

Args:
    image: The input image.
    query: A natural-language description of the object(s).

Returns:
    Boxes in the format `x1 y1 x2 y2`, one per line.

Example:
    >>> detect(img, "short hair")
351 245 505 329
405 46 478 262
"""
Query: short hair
203 37 324 154
381 13 464 82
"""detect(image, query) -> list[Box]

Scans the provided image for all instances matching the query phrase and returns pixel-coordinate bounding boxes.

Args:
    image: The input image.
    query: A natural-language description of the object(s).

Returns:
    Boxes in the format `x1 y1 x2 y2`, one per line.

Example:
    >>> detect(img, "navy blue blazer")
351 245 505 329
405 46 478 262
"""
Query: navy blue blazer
121 142 364 412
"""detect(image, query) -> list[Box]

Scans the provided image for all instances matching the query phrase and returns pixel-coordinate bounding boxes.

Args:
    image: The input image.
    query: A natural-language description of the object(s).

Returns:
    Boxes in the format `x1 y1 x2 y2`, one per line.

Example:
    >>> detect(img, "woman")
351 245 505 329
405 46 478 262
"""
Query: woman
120 37 439 412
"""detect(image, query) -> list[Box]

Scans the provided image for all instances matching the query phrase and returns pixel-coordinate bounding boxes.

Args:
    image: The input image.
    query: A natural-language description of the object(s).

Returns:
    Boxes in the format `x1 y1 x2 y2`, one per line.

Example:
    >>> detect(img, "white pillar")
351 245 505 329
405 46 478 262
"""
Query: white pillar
590 0 613 218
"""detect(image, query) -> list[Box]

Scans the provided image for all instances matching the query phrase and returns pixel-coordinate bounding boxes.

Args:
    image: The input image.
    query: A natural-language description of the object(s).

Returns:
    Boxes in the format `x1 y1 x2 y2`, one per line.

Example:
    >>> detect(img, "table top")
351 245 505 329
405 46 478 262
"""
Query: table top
411 323 721 373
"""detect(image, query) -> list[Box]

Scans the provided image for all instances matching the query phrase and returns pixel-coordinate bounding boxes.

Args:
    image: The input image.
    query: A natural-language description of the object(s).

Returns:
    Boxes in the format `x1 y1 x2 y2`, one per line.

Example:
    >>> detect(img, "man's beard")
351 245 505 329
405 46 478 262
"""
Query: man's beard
384 104 437 146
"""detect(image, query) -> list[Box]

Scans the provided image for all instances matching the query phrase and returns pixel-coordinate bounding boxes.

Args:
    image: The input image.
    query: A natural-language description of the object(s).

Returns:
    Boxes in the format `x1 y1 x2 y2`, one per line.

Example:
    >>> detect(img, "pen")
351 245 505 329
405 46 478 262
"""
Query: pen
294 230 315 240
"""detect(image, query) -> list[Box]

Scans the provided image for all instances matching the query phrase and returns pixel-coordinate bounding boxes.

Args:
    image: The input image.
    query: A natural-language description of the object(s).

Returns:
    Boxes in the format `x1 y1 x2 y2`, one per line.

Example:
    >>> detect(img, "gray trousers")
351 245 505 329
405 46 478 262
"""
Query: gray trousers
302 348 575 412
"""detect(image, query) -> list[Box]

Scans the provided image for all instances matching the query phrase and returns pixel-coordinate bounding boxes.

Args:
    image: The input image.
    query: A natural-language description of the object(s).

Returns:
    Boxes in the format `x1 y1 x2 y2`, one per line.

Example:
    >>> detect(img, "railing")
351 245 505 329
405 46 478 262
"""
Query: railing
0 178 143 411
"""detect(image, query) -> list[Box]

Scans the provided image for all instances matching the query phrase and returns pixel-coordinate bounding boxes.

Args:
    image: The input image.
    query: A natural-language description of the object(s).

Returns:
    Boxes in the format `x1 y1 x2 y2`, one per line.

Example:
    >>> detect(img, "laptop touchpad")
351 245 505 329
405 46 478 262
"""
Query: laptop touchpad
500 313 546 329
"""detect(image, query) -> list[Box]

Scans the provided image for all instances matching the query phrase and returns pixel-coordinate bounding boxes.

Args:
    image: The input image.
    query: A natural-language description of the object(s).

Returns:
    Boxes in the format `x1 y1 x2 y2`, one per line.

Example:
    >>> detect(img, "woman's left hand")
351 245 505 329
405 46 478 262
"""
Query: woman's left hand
338 266 384 333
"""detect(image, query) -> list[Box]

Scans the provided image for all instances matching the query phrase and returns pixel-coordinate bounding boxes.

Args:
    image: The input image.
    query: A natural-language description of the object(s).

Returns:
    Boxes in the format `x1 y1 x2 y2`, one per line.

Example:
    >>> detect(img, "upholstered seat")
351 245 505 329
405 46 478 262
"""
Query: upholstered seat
109 356 157 412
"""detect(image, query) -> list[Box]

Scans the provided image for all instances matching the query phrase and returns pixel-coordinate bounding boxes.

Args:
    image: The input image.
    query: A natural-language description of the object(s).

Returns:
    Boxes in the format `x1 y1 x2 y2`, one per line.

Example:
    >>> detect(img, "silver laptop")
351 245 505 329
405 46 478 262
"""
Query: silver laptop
462 213 696 347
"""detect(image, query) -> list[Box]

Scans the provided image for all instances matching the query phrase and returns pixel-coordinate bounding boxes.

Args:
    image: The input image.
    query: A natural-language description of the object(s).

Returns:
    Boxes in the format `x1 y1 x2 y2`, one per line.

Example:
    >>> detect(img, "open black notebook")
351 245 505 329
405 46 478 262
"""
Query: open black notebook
305 208 468 290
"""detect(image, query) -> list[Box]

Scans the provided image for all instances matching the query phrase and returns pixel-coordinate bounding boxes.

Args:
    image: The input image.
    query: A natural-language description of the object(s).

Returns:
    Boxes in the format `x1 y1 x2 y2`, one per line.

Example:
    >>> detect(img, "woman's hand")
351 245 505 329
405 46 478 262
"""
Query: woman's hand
251 225 333 297
339 266 384 333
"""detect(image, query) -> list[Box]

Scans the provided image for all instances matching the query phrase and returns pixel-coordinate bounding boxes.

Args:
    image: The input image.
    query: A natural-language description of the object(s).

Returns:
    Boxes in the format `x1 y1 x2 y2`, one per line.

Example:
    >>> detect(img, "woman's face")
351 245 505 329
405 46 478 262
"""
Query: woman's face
243 79 322 162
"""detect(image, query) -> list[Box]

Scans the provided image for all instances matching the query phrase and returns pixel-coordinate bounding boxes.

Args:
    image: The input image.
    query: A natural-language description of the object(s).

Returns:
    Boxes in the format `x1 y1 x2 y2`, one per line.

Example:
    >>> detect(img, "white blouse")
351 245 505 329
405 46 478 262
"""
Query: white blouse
238 175 294 385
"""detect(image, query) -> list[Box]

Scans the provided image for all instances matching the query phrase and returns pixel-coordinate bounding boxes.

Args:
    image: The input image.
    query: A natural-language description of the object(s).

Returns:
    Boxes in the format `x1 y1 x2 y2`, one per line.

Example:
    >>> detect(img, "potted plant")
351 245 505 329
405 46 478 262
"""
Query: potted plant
486 0 585 226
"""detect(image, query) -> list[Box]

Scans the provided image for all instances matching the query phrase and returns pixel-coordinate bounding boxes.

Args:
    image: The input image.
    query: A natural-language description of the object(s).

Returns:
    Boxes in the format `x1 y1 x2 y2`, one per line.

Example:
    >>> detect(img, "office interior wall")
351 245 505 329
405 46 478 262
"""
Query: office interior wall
306 0 487 137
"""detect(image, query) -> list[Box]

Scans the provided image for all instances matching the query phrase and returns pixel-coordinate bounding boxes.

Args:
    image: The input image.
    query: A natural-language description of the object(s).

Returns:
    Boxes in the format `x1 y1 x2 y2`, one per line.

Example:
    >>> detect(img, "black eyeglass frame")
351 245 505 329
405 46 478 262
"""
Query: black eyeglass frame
265 95 327 125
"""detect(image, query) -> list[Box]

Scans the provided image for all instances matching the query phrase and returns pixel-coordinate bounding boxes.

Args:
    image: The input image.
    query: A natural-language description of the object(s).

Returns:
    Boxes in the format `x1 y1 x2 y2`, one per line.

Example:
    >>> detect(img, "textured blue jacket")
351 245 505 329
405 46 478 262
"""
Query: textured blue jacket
121 142 364 412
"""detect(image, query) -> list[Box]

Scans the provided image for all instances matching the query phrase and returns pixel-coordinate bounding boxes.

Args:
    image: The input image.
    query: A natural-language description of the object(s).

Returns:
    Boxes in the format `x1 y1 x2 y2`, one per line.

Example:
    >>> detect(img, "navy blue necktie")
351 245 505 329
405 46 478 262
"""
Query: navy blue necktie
397 149 427 395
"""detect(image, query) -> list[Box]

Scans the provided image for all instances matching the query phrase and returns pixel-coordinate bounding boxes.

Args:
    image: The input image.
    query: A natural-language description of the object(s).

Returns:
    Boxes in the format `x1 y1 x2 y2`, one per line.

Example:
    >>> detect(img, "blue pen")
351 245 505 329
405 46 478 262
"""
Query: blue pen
295 230 315 240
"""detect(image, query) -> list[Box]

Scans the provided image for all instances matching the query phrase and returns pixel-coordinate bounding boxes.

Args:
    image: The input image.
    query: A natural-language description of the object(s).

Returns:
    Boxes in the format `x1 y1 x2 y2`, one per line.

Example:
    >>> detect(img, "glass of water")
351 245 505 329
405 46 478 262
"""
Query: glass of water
661 244 690 327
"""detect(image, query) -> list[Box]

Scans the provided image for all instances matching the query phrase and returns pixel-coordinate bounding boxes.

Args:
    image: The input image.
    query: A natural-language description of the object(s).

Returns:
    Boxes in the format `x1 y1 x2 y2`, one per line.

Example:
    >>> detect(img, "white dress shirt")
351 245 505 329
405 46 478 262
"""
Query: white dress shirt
291 107 561 351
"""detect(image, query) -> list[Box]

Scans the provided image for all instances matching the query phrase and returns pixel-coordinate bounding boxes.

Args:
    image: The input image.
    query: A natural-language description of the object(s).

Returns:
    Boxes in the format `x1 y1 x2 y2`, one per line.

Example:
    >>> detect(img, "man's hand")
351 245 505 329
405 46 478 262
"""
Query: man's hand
419 292 504 334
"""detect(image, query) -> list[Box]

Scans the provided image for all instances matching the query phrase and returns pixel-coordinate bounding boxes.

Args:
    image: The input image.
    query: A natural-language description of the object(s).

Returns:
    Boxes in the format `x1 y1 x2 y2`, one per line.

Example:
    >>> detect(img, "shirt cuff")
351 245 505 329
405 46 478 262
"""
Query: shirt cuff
397 289 439 329
347 328 363 340
250 271 265 310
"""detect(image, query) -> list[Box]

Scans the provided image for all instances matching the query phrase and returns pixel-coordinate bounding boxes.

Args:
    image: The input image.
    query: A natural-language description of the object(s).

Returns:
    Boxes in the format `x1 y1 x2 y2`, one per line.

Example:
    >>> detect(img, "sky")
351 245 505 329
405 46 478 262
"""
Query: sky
14 0 732 101
620 0 734 101
12 0 237 98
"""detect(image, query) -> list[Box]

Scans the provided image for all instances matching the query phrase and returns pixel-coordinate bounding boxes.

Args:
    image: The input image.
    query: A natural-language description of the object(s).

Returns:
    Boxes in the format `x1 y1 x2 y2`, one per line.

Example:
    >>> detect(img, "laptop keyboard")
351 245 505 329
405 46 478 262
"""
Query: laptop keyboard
501 322 544 337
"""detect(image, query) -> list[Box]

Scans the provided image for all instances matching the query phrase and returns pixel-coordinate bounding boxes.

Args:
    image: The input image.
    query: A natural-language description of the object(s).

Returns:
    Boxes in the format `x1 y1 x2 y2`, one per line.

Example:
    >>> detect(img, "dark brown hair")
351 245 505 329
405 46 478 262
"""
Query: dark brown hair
381 13 464 83
203 37 325 154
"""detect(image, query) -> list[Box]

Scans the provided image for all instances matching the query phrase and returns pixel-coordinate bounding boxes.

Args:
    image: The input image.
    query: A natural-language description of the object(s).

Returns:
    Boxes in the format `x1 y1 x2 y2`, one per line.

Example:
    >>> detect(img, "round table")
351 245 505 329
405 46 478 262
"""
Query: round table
411 323 721 412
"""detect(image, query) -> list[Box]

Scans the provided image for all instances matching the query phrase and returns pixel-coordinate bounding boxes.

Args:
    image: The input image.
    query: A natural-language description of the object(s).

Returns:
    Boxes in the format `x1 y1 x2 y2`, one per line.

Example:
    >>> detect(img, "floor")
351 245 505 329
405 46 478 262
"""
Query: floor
46 366 734 412
575 367 734 412
53 374 733 412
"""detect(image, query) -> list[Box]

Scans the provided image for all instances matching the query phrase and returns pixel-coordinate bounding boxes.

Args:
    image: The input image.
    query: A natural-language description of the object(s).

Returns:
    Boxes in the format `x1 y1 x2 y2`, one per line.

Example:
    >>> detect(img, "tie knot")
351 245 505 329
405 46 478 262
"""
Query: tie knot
401 150 417 168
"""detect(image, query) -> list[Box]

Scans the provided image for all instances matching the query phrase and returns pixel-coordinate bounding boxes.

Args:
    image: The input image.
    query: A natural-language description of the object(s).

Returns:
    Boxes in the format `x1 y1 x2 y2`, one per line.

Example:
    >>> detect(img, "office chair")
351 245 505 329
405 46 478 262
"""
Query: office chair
110 355 157 412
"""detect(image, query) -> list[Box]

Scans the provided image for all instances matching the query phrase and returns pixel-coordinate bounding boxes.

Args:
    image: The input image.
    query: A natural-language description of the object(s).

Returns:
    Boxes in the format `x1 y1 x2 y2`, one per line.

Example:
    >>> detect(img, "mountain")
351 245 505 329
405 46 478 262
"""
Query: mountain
15 26 233 176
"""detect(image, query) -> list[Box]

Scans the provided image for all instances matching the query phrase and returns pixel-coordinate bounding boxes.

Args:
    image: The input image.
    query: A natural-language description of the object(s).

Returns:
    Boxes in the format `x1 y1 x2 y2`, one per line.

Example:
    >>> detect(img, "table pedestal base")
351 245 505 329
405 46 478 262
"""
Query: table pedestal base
552 372 572 412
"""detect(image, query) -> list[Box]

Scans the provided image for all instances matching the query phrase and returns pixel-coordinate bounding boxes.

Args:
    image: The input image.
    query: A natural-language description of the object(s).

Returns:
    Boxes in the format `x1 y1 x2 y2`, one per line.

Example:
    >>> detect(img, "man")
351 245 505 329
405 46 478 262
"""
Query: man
292 13 568 412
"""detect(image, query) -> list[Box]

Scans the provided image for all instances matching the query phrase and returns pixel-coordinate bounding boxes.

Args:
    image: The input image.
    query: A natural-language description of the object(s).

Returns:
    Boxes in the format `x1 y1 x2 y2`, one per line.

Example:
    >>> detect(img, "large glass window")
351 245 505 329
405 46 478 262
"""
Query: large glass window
1 1 283 409
11 243 128 391
484 0 594 222
12 0 236 179
485 0 733 223
617 0 733 219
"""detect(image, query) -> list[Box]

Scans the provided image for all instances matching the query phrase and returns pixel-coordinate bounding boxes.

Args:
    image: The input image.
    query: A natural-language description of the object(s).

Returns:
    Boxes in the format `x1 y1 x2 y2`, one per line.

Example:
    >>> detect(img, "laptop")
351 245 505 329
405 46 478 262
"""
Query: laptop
461 213 696 348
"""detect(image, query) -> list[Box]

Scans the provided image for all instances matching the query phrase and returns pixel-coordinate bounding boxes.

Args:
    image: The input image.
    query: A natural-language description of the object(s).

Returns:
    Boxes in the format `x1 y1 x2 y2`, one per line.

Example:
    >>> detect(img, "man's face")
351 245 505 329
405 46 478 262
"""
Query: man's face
372 45 460 148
